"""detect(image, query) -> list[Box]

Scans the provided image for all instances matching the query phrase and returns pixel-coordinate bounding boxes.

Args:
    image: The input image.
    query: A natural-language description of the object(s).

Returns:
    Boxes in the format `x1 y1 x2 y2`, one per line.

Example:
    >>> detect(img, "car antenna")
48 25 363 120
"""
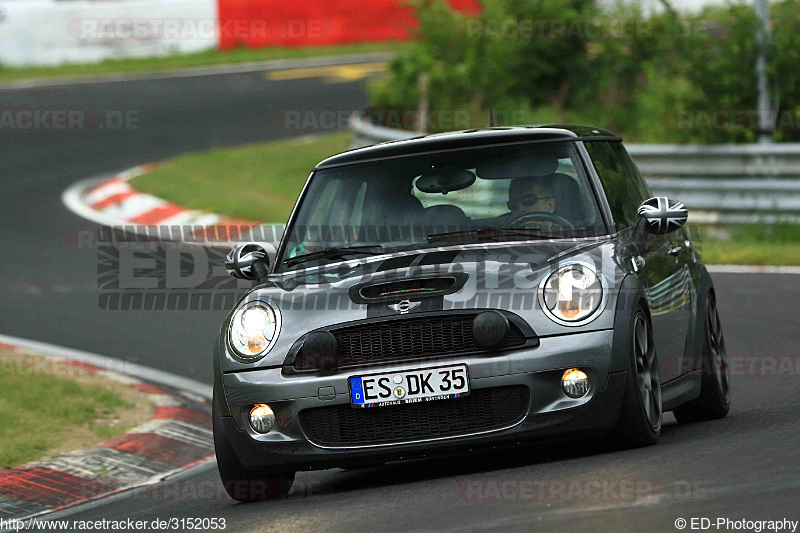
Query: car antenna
489 105 495 127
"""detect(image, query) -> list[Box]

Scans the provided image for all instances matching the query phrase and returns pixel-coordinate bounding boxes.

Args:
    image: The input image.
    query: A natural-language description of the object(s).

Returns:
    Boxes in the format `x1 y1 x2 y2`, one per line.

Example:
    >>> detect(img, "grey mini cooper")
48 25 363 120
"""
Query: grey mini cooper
213 126 730 501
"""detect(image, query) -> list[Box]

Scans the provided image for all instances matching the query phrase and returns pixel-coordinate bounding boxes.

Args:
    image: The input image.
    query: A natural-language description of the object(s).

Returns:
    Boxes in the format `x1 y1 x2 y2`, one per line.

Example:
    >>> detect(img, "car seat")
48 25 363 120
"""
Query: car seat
550 172 585 225
421 204 471 234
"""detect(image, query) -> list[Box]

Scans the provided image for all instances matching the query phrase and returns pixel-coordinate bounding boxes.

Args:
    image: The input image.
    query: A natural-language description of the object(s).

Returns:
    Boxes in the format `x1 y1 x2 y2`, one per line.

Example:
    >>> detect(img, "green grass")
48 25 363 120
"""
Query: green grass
695 241 800 266
0 357 132 468
131 135 800 265
725 222 800 243
0 42 404 83
691 223 800 266
130 132 351 222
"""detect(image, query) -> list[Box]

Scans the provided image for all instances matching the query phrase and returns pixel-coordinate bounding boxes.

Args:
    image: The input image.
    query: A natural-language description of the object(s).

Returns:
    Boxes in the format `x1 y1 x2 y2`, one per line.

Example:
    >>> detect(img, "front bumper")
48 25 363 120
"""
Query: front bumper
217 329 625 473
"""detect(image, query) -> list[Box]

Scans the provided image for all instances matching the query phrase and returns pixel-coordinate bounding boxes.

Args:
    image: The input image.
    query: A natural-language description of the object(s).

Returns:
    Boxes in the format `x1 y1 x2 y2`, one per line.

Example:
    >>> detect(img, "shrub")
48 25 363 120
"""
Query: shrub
369 0 799 143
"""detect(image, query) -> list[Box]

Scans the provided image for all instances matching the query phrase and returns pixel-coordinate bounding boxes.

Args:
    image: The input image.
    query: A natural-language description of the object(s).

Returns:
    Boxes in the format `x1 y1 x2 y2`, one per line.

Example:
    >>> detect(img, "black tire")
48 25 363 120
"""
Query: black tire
611 306 662 446
213 392 295 502
673 291 731 422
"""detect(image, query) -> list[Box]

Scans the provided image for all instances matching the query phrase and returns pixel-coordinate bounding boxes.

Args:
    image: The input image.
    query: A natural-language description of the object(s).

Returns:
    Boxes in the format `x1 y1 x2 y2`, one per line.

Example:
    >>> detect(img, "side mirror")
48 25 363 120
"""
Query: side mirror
225 243 271 282
637 197 688 235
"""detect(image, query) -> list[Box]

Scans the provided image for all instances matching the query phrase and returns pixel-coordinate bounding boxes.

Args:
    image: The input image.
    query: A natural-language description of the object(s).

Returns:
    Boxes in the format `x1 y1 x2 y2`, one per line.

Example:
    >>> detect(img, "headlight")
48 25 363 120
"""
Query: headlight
229 301 280 359
539 263 603 324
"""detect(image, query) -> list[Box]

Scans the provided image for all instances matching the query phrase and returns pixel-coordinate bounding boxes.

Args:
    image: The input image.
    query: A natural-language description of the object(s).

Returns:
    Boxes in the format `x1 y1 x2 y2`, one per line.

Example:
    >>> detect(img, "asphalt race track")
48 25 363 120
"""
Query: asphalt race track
2 65 799 532
1 66 369 382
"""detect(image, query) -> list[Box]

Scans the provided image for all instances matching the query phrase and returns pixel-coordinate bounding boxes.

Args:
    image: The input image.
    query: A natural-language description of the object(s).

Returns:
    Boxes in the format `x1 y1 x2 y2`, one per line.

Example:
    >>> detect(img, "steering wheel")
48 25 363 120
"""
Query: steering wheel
506 212 574 230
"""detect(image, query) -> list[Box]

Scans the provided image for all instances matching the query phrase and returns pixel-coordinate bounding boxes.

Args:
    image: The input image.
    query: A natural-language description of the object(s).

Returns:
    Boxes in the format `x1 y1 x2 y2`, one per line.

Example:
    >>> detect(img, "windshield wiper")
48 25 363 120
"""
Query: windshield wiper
426 227 551 243
283 245 385 267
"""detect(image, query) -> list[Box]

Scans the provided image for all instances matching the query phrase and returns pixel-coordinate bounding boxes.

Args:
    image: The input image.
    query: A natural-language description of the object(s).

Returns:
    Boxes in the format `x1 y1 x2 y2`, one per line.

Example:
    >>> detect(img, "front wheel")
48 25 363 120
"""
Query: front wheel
611 306 662 445
673 291 730 422
213 392 295 502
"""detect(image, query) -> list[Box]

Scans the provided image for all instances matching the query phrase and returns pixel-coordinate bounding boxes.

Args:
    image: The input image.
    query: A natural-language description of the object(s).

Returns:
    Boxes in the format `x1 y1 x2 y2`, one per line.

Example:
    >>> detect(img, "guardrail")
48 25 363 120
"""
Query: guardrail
349 113 800 224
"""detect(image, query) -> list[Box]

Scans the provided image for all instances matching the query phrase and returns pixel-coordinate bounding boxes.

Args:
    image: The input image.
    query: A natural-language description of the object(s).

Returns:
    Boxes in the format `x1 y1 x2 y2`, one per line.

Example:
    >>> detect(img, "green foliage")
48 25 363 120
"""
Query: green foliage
370 0 800 143
769 0 800 142
370 0 597 128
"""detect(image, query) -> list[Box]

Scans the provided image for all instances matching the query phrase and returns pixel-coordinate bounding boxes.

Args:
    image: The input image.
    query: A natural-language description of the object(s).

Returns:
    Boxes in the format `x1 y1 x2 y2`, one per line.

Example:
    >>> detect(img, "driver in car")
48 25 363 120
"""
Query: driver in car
506 175 557 227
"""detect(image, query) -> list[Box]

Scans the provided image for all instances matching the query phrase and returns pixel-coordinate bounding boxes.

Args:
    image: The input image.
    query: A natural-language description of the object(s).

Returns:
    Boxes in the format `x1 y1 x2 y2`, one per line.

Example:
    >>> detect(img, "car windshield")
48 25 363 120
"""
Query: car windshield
278 141 607 270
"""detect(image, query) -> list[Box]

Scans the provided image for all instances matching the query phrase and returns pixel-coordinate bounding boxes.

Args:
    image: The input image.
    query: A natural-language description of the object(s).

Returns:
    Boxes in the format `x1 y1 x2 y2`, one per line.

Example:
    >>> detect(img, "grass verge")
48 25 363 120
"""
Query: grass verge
0 42 404 83
0 350 154 468
130 131 351 222
692 223 800 266
130 132 800 265
696 241 800 266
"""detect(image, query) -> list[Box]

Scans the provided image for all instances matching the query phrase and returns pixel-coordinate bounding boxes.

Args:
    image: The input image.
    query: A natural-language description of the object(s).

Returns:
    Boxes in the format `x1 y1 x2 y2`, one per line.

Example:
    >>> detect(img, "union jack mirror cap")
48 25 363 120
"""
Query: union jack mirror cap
637 197 688 235
225 242 268 280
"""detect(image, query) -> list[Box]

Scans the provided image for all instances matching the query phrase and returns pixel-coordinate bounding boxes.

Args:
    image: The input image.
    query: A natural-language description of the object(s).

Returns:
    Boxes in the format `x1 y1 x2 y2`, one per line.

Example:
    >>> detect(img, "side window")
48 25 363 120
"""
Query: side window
585 141 646 230
610 142 651 201
302 179 359 242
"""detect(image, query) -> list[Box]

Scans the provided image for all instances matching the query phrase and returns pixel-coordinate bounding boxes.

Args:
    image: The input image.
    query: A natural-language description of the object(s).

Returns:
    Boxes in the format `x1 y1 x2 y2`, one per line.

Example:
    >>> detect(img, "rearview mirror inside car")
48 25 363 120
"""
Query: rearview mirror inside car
415 169 476 194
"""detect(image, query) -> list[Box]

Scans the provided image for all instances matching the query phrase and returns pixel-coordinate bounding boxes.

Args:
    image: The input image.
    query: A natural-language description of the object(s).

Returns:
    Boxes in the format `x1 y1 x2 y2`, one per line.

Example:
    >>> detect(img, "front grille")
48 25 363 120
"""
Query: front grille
300 386 529 446
292 314 526 371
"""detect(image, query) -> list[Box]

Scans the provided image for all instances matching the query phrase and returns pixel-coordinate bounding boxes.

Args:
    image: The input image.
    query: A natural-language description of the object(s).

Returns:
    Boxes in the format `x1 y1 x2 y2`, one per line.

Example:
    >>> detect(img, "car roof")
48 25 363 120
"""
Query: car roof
315 125 621 169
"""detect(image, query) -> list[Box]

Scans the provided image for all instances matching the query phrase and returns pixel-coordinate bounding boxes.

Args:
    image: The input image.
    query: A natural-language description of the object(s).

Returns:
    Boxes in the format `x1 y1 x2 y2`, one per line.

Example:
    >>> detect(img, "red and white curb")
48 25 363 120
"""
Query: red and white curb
62 165 264 246
0 335 213 521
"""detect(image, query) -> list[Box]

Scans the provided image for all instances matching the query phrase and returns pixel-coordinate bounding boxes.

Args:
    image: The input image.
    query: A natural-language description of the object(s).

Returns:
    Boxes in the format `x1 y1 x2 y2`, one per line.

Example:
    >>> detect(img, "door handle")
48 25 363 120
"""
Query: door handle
666 246 682 256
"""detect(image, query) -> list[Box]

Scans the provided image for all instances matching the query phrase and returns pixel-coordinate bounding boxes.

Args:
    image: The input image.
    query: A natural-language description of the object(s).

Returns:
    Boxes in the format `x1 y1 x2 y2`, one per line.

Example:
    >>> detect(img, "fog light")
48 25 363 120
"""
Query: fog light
561 369 590 398
249 404 275 434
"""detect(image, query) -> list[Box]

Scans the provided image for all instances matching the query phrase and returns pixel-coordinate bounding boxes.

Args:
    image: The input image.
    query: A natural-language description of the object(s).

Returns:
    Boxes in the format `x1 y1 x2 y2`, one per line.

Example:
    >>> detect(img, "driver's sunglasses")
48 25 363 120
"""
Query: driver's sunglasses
507 193 553 211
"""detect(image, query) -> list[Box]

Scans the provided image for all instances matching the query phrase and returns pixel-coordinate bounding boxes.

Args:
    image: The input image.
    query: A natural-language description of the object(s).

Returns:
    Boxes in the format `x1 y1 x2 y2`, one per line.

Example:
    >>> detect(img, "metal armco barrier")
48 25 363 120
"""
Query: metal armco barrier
349 113 800 224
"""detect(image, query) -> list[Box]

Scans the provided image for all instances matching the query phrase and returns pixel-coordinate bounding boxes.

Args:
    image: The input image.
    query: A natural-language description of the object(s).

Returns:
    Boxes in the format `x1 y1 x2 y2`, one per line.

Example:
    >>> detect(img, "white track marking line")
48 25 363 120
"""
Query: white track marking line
85 180 132 205
0 333 211 399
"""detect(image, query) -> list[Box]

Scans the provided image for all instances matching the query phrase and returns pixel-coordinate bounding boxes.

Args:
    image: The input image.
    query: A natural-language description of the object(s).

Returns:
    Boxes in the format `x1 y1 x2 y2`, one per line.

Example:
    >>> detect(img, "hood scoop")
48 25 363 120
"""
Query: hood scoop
348 273 469 304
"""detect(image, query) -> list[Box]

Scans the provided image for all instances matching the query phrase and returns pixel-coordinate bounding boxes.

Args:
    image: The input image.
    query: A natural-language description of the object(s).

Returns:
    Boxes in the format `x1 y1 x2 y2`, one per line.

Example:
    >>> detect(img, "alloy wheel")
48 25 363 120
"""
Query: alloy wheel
706 296 730 402
634 313 662 430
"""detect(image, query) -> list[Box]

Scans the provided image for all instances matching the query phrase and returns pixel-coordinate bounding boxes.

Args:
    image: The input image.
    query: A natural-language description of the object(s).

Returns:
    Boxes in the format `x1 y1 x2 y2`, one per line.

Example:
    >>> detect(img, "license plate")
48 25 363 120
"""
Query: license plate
349 364 469 408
